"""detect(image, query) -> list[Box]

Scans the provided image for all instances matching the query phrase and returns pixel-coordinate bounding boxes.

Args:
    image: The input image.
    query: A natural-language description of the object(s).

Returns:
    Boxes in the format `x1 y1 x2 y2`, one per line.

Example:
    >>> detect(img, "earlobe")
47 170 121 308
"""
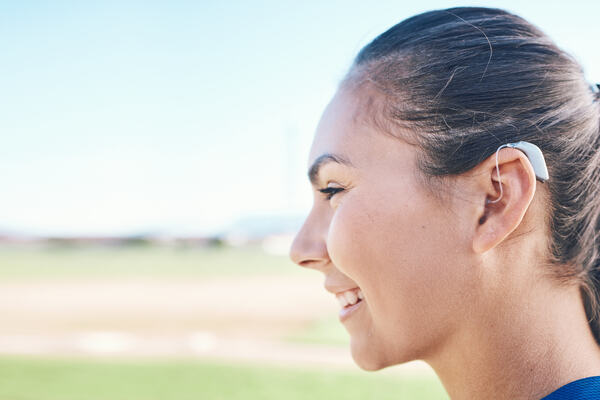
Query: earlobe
473 200 509 253
472 148 537 254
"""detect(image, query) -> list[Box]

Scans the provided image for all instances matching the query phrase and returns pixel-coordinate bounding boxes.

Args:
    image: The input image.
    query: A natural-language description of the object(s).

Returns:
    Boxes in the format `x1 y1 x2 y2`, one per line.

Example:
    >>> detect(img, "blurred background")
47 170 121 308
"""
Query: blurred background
1 1 598 399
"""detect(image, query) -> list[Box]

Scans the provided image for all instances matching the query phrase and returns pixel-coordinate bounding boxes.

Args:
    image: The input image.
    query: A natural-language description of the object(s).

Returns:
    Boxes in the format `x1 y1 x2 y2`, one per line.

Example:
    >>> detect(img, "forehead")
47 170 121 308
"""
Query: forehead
308 89 374 166
307 88 421 189
309 87 416 168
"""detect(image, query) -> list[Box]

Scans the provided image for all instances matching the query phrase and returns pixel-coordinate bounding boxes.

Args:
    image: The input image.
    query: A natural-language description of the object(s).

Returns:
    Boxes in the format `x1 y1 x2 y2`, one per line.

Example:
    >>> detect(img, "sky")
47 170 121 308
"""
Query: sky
1 0 599 236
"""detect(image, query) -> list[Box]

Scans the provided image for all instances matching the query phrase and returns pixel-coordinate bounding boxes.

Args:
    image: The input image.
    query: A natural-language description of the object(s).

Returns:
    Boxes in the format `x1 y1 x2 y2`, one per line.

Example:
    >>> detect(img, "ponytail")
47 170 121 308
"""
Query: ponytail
581 104 600 343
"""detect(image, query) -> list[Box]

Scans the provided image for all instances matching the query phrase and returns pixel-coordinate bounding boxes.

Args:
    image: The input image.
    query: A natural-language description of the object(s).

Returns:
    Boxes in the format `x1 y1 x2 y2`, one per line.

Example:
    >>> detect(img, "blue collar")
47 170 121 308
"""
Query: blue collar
541 376 600 399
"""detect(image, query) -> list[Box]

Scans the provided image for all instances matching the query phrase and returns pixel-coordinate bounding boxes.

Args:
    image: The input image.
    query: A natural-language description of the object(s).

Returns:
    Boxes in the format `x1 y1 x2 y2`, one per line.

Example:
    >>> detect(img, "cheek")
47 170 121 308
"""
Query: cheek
326 196 379 279
327 191 446 284
327 190 473 328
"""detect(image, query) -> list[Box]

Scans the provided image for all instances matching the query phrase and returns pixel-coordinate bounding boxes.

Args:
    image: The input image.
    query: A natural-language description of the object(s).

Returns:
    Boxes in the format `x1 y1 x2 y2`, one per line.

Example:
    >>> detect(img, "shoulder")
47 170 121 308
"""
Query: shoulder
541 376 600 400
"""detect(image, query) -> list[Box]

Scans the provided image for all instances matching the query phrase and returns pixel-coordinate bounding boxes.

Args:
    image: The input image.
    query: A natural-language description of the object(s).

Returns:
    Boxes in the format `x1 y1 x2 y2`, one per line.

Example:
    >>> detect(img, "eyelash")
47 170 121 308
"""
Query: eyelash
318 187 344 200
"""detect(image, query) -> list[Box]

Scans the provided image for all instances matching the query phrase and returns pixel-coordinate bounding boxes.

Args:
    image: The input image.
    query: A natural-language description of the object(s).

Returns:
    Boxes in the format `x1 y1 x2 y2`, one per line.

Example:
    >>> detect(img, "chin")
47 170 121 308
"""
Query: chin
349 339 394 371
353 357 388 371
349 335 419 371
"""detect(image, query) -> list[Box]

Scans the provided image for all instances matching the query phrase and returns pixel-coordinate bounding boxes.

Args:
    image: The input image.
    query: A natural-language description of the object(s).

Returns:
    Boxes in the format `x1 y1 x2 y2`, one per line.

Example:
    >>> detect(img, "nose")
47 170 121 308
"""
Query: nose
289 211 330 272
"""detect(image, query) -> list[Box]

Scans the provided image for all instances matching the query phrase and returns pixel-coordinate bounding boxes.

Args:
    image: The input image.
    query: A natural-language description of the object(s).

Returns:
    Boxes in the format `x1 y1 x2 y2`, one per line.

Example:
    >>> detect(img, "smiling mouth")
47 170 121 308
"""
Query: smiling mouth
336 288 364 309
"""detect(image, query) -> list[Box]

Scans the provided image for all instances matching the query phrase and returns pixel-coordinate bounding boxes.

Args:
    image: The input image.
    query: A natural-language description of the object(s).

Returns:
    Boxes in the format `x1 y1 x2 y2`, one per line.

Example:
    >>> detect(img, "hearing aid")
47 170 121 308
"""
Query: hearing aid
486 141 549 204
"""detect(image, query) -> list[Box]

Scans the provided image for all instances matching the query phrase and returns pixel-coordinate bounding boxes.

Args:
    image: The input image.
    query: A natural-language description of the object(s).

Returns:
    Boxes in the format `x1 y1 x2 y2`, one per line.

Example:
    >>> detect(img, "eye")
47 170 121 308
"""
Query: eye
318 186 344 201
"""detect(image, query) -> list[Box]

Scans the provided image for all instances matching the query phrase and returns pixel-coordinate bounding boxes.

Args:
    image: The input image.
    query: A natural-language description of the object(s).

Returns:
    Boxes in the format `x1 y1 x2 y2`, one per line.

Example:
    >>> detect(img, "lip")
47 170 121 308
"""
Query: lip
325 282 360 295
339 298 364 322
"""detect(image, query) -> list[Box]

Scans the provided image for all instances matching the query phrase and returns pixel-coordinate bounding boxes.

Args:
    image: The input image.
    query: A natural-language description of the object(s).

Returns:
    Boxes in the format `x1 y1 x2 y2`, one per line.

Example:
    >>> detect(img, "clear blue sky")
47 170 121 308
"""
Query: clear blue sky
1 0 599 236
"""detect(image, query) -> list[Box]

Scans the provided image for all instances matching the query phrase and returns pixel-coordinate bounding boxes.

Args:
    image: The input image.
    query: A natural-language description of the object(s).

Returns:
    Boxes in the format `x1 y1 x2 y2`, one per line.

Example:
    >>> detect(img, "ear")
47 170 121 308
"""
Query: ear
472 148 537 253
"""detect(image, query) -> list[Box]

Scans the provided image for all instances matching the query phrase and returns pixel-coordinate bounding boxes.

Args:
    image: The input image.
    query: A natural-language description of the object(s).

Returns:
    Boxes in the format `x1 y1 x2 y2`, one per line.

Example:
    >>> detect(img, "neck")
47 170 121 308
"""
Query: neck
425 281 600 400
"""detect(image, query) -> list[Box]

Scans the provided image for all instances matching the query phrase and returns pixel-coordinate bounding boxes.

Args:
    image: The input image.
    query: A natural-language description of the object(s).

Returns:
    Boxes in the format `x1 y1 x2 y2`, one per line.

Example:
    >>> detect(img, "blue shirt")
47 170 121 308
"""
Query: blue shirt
541 376 600 399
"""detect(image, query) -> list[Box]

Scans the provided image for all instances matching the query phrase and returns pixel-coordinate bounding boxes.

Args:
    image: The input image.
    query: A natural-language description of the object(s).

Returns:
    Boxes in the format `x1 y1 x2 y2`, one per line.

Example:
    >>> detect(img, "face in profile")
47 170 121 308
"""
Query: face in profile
290 87 481 370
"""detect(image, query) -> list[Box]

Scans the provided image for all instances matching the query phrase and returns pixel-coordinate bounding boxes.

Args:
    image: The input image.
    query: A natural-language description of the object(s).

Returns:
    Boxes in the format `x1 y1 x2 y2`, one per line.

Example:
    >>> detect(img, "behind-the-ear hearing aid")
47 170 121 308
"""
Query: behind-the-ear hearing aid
487 141 549 204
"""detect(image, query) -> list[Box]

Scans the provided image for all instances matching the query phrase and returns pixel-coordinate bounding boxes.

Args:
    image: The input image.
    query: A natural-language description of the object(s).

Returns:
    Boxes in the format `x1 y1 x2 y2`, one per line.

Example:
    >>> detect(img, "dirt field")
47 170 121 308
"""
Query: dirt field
0 275 334 336
0 274 434 375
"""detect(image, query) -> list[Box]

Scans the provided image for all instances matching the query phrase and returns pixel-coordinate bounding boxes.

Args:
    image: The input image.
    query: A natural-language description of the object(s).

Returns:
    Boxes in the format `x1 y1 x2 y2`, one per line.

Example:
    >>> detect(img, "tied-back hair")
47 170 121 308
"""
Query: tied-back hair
346 7 600 342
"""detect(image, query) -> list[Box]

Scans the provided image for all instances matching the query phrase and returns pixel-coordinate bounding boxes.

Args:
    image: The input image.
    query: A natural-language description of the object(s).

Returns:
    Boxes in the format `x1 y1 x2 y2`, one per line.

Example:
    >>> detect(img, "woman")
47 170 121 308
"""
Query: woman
289 7 600 400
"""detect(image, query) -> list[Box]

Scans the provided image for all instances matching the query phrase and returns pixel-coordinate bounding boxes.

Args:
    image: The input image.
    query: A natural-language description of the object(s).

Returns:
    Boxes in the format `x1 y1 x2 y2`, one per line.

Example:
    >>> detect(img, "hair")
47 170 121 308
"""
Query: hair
344 7 600 342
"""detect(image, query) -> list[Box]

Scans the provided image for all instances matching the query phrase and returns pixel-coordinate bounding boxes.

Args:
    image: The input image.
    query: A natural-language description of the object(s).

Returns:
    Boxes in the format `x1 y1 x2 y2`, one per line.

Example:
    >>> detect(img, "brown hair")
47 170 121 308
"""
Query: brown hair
346 7 600 341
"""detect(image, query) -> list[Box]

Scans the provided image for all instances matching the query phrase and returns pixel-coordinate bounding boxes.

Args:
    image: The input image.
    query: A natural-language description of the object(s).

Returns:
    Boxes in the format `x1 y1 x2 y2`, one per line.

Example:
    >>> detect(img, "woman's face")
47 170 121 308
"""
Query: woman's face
289 88 479 370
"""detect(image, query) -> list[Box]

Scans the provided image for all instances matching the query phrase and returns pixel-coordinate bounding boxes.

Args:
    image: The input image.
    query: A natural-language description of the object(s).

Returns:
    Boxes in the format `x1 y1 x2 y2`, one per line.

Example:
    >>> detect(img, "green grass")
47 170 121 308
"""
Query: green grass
0 356 448 400
0 244 300 279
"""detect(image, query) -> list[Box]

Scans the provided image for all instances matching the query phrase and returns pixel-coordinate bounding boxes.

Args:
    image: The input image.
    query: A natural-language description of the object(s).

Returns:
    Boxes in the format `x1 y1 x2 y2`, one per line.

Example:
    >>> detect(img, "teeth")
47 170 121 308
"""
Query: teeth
336 288 364 308
344 290 358 305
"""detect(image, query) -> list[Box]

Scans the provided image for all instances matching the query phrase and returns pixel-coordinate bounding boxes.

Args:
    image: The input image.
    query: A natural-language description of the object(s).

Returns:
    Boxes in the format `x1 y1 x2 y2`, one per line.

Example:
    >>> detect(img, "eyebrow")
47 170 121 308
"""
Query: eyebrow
308 153 354 186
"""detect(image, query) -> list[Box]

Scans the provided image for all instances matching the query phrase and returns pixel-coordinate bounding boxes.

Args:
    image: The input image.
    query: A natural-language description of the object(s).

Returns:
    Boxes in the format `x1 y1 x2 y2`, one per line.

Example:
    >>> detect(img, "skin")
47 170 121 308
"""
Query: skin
289 86 600 399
